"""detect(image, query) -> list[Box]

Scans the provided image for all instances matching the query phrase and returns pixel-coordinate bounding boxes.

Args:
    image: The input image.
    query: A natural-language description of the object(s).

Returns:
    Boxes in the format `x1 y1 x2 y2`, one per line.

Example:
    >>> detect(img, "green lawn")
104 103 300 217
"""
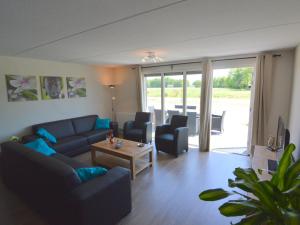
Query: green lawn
147 87 250 99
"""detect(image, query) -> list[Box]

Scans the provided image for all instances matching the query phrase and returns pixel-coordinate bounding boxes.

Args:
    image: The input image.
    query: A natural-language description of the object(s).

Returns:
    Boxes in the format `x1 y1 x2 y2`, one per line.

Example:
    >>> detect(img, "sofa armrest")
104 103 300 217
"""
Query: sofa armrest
174 127 188 152
155 124 171 136
66 167 131 225
142 121 152 143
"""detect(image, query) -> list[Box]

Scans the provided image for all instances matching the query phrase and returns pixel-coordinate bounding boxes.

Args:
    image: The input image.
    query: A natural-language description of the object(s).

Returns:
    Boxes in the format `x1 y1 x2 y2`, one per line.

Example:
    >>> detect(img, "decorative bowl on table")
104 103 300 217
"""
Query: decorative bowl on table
114 139 123 149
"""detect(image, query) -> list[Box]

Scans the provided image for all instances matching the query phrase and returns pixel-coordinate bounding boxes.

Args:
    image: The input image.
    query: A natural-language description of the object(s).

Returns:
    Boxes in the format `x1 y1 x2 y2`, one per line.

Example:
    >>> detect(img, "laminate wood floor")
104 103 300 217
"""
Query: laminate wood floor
0 148 250 225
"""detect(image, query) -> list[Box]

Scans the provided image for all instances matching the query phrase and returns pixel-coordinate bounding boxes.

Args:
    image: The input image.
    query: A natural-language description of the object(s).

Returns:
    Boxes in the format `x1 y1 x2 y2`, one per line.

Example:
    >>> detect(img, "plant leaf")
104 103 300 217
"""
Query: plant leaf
219 201 258 217
231 212 268 225
229 179 254 193
271 144 296 191
285 160 300 190
199 188 232 201
251 181 283 220
284 210 300 225
233 168 259 183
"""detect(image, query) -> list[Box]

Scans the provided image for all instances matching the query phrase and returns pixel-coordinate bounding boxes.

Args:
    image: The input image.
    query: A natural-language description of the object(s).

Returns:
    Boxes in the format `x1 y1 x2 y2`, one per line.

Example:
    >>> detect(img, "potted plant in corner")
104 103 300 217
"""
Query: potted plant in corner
199 144 300 225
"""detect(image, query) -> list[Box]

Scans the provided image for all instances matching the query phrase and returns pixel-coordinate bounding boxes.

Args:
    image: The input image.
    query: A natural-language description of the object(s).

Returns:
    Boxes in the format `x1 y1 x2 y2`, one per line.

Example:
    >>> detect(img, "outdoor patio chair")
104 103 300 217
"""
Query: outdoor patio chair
148 106 155 123
187 111 197 135
211 111 226 133
166 110 180 123
154 109 164 127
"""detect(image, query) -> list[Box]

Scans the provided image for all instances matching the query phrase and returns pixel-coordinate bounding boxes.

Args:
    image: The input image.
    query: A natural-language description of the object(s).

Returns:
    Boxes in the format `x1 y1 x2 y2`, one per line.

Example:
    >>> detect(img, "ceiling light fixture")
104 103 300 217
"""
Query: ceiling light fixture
142 52 163 63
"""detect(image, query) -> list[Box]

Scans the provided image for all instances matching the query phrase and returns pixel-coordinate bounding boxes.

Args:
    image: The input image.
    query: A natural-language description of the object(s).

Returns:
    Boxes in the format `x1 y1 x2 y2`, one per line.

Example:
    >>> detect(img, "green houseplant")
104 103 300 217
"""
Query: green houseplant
199 144 300 225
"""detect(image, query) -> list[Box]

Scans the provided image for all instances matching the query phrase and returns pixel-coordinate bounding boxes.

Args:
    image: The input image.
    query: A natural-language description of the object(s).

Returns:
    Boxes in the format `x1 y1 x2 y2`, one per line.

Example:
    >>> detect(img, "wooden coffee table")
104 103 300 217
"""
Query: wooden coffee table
91 139 153 180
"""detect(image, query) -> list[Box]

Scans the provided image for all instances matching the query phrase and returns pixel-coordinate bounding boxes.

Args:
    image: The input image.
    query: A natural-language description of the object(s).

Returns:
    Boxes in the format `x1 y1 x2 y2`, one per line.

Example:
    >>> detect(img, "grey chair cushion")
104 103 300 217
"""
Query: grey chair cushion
72 115 97 134
53 136 88 154
80 129 110 144
33 119 76 139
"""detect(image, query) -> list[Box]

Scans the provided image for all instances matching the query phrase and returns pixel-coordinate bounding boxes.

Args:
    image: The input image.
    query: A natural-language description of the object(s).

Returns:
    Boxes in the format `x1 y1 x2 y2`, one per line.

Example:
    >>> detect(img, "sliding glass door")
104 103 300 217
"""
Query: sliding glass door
186 72 202 146
145 75 162 127
210 67 254 155
164 73 184 123
144 71 202 146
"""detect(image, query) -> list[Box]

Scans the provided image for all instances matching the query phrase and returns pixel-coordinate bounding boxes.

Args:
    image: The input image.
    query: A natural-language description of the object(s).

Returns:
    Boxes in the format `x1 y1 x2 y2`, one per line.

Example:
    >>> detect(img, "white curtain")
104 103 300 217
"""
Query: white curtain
136 66 146 112
251 54 273 147
199 59 213 152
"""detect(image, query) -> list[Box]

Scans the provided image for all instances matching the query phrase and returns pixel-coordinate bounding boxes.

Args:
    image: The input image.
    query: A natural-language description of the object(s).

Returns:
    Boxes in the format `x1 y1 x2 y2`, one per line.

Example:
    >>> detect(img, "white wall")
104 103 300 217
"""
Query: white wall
267 49 294 138
113 66 139 128
0 56 111 143
289 44 300 159
114 66 139 113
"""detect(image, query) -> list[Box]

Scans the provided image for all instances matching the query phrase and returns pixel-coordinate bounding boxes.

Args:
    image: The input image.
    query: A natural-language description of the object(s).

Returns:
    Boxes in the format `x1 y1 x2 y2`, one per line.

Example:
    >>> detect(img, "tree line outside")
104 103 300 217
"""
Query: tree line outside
146 68 253 89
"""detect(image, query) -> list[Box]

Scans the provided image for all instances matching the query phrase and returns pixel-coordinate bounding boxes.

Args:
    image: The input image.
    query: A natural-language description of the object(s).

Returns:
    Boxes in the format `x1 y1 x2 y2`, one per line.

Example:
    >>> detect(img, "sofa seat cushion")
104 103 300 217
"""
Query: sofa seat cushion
157 133 174 142
80 129 110 144
156 133 174 153
52 136 88 154
52 153 88 169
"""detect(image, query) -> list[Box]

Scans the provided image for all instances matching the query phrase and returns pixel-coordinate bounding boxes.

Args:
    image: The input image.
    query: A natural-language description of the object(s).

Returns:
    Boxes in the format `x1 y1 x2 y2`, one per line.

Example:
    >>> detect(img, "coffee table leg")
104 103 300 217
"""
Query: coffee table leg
130 158 136 180
149 149 153 167
91 149 96 166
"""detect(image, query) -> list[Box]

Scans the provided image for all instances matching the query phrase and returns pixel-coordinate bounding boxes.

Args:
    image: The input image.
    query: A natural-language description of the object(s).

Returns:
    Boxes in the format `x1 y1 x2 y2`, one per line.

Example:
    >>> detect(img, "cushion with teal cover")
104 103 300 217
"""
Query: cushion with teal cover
25 138 56 156
95 118 111 129
36 128 57 143
75 167 108 182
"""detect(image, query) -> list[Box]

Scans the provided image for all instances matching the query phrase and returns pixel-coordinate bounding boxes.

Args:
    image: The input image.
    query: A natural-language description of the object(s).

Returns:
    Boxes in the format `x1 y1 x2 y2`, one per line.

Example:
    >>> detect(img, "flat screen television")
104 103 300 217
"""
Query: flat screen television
275 116 291 161
268 116 288 172
268 116 291 172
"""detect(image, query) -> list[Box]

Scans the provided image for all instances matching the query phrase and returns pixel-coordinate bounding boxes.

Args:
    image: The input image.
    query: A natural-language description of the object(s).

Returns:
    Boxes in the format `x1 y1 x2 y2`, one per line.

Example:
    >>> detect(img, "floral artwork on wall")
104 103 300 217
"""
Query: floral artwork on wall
5 75 38 102
66 77 87 98
40 76 65 100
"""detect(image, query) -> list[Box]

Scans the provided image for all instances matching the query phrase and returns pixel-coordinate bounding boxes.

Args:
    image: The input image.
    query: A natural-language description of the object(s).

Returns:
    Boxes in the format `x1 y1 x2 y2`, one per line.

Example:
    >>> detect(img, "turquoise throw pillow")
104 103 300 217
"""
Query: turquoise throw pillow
36 128 57 143
75 167 108 182
25 138 56 156
95 118 111 129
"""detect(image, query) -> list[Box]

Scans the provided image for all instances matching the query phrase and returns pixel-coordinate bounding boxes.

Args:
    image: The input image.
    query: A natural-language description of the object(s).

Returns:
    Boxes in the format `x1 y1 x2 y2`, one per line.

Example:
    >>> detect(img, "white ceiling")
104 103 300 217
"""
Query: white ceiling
1 0 300 65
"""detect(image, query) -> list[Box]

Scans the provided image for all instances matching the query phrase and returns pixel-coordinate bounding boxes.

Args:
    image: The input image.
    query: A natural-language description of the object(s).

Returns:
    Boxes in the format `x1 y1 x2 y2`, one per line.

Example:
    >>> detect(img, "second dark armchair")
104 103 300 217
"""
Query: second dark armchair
123 112 152 144
155 115 188 157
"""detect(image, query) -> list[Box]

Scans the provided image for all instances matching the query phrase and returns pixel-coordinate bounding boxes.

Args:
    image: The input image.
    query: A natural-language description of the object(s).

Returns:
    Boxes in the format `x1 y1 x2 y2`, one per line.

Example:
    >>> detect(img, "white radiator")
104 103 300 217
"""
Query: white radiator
116 112 136 130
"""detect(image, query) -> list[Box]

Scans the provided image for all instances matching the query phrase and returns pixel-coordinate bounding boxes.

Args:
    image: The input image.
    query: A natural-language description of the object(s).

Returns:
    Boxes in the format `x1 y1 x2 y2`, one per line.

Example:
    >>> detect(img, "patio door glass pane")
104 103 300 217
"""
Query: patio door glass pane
211 67 253 155
186 73 202 146
145 75 162 127
164 74 183 123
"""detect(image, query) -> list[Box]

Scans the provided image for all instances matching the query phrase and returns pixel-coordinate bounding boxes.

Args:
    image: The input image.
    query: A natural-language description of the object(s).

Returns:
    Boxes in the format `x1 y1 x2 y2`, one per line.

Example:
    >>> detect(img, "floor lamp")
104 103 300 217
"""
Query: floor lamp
108 85 116 122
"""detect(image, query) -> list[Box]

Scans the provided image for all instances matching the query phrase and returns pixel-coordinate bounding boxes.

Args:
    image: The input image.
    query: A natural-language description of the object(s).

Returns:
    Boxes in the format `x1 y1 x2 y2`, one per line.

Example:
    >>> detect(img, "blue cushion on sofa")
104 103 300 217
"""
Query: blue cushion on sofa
75 167 108 182
95 118 111 129
25 138 56 156
37 128 57 143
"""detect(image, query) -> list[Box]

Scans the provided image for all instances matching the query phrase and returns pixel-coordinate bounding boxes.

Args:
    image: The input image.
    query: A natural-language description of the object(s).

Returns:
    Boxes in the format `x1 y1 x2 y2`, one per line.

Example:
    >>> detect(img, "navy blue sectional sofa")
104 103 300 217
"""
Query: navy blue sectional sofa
22 115 118 156
0 115 131 225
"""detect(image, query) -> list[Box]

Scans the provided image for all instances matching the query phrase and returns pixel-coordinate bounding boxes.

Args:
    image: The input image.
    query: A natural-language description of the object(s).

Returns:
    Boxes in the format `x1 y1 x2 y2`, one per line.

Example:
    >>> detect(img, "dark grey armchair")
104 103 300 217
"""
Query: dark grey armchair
123 112 152 143
211 111 226 133
155 115 188 157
